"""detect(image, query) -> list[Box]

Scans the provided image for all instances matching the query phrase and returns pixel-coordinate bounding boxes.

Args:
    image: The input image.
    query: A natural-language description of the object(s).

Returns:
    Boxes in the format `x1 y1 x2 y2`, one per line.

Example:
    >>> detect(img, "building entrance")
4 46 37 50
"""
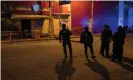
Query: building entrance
21 19 32 38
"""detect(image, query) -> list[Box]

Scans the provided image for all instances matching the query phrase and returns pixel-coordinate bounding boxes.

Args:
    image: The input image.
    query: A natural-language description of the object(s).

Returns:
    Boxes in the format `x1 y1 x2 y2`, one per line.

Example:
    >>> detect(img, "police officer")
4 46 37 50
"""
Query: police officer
59 24 72 58
80 26 96 59
100 24 112 57
112 26 126 62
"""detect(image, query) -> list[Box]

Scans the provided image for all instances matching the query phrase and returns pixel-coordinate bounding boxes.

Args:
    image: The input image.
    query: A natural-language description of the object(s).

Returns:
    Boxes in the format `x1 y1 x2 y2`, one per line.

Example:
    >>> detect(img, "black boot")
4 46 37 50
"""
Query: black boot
91 55 96 58
70 52 73 58
85 52 88 59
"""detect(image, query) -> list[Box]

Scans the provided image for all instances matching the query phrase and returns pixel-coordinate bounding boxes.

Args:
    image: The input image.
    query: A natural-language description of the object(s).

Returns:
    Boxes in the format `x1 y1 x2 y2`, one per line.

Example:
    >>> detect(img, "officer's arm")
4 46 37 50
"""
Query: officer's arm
110 30 113 37
80 33 83 43
101 32 103 40
59 31 62 43
90 33 94 43
111 33 116 42
68 29 72 36
70 31 72 36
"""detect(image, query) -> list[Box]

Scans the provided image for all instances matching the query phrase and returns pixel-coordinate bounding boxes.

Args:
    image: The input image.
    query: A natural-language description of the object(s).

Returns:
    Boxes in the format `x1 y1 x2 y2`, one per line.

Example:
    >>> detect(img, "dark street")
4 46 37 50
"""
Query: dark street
1 34 133 80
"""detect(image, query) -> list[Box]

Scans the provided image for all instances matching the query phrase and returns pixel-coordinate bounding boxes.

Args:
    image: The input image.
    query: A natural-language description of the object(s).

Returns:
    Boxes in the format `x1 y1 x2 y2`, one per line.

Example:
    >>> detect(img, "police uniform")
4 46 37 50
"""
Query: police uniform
80 30 95 58
59 28 72 58
112 27 126 62
100 29 112 57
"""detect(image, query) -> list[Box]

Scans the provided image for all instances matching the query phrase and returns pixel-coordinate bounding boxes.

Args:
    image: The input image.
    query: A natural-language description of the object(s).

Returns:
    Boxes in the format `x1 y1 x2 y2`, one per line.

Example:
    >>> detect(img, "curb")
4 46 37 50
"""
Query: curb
1 36 100 44
1 38 80 44
1 38 56 44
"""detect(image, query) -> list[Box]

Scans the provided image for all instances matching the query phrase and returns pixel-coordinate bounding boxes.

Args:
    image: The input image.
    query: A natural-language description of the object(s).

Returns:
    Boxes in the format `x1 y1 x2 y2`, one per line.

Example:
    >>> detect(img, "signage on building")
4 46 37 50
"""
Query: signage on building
35 19 43 28
12 7 31 10
11 6 49 11
32 3 41 13
9 1 69 15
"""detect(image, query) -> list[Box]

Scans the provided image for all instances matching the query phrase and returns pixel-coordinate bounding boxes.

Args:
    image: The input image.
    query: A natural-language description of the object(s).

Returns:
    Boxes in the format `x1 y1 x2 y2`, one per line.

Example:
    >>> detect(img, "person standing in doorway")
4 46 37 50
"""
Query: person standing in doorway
100 24 112 57
80 26 96 59
59 24 73 58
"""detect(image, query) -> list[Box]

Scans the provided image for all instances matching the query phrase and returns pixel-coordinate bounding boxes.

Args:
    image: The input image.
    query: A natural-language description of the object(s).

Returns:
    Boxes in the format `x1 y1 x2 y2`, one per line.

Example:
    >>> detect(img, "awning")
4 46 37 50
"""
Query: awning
53 13 71 16
11 15 50 19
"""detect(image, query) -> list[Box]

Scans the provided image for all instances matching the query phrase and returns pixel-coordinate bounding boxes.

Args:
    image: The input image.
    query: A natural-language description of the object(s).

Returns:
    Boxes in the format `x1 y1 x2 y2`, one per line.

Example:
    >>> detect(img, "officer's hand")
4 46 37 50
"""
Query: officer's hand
109 40 111 43
109 38 112 43
59 40 61 43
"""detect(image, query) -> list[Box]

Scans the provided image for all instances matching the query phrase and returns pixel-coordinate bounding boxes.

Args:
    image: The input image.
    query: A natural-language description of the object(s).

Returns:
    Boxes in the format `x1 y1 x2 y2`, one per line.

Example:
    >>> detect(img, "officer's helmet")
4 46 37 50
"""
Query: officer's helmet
117 25 123 31
84 26 89 31
62 24 66 29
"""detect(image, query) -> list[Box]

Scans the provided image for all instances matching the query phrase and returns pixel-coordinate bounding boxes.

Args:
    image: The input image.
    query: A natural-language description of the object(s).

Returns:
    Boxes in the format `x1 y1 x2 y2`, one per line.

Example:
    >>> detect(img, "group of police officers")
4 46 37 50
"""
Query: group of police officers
59 24 127 62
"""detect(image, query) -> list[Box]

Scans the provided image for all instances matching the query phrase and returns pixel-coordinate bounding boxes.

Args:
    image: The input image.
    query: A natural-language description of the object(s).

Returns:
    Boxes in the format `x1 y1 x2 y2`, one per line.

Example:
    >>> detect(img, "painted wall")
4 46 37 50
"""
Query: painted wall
53 3 71 35
128 7 133 28
71 1 119 34
71 1 91 35
42 19 49 34
93 1 119 33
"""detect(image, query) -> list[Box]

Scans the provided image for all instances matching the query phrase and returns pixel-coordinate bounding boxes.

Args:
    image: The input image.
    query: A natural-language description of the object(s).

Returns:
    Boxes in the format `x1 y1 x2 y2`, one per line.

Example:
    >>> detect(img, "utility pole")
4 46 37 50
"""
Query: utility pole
59 3 61 31
49 1 54 37
118 1 124 27
89 0 94 33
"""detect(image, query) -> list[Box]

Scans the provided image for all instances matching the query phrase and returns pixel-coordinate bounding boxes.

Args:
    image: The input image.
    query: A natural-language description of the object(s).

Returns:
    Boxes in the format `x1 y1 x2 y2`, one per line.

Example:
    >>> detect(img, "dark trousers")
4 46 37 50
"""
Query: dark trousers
100 42 110 56
62 41 72 58
84 44 94 58
112 43 123 61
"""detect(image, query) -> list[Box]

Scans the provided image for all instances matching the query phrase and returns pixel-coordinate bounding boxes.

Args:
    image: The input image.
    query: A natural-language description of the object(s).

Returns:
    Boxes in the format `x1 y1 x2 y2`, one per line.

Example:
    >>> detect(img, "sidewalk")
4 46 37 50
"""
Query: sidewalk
1 34 100 44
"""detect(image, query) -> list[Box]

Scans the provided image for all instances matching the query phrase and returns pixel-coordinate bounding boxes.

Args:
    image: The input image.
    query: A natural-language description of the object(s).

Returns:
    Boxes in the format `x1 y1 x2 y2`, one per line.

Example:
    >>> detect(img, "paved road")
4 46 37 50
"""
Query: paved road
1 34 133 80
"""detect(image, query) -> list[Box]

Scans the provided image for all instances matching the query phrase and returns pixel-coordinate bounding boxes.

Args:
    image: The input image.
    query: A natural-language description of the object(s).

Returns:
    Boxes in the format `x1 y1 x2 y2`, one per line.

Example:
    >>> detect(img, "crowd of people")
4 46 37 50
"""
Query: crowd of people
59 24 128 62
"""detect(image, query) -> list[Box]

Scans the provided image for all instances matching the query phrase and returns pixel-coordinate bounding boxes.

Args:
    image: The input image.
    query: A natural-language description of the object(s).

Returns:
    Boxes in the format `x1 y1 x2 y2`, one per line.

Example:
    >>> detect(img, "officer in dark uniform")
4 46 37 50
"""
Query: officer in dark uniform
80 26 96 59
59 24 72 58
112 26 126 62
100 24 112 57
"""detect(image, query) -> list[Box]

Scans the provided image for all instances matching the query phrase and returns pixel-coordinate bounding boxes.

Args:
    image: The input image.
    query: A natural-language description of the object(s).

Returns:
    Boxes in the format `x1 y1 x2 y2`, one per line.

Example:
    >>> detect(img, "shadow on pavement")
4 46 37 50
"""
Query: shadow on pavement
85 59 110 80
107 56 133 72
115 61 133 72
123 56 133 65
55 58 76 80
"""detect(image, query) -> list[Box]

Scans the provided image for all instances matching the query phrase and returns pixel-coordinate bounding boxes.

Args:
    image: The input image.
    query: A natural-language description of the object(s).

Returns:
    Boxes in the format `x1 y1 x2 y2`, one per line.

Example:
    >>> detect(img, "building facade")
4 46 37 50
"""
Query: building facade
1 1 133 38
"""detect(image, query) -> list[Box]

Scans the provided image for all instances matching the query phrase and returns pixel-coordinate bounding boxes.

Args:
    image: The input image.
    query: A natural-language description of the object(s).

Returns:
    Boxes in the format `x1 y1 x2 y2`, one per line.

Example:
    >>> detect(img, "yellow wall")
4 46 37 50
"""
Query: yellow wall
42 19 49 34
67 15 71 30
53 19 60 35
53 15 71 35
